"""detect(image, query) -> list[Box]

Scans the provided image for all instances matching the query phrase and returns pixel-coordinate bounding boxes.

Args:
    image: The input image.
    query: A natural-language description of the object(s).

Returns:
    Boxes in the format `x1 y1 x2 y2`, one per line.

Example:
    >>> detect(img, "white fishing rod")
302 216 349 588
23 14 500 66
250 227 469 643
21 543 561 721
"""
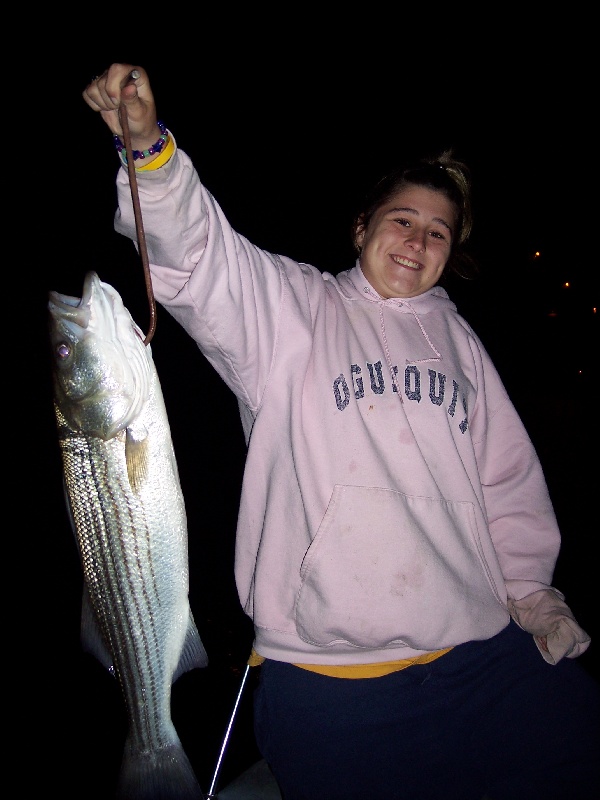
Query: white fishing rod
206 663 251 799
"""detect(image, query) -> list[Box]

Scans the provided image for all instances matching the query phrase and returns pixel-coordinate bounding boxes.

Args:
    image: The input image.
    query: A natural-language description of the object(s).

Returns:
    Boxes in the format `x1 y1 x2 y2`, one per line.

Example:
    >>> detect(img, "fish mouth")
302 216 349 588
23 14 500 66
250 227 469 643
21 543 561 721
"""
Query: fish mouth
48 271 102 335
49 271 144 351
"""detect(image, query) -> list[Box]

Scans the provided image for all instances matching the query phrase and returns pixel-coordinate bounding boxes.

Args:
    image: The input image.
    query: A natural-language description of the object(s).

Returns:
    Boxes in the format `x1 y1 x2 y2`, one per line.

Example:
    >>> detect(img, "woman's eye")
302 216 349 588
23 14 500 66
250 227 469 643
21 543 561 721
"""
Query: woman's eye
395 217 411 227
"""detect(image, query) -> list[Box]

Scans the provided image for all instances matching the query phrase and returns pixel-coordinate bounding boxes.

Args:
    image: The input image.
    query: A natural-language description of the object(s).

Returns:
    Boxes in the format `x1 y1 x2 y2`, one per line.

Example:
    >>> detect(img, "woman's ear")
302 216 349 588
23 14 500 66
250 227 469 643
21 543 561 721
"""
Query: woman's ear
353 216 366 253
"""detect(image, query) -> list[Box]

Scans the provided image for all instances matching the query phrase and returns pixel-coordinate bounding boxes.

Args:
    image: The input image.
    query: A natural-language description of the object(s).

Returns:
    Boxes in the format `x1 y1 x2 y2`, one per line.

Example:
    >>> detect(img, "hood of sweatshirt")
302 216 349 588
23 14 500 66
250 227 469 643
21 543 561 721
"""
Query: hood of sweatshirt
334 262 459 365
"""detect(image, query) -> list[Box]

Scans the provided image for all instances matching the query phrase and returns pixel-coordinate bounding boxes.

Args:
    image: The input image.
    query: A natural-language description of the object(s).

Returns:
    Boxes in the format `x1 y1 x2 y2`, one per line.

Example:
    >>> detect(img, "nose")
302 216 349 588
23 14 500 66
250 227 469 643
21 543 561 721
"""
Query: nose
407 230 426 253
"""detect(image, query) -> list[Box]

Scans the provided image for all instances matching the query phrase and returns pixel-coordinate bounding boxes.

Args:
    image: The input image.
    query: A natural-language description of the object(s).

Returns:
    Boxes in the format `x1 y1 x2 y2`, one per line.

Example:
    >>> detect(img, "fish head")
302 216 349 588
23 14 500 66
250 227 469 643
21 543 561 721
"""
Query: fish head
49 271 153 440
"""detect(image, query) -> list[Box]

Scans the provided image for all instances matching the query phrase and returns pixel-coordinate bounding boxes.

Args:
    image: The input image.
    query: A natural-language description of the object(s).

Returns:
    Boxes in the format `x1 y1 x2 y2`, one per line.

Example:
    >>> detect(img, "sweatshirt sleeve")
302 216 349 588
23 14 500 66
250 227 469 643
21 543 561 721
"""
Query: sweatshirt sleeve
469 346 561 601
469 356 592 661
113 143 287 410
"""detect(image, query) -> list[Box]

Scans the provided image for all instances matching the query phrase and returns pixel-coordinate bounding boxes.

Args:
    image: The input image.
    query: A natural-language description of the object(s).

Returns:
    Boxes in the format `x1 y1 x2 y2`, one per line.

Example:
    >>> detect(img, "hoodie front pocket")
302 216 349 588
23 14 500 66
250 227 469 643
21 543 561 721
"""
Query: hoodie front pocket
294 484 504 651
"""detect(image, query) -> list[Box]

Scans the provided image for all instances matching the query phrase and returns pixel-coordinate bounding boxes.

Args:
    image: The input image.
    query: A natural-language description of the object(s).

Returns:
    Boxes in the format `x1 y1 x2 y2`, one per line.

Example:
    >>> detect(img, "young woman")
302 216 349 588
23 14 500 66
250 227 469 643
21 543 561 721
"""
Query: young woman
82 63 599 800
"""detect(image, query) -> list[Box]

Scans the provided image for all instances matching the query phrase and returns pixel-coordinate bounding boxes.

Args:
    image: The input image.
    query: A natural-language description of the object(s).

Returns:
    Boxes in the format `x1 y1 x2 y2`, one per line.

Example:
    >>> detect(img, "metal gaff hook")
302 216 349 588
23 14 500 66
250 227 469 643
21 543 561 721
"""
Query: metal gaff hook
118 72 157 346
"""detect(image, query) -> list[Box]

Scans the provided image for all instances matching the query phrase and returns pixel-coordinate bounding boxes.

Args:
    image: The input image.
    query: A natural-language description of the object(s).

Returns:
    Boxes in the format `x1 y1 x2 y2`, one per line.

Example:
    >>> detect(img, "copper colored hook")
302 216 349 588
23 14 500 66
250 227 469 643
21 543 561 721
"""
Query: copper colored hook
118 93 157 346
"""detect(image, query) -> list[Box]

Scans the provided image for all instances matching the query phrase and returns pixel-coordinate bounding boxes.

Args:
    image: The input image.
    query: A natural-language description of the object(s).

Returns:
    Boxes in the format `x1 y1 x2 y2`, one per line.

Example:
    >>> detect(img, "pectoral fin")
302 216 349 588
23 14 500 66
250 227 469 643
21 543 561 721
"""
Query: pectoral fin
125 424 150 493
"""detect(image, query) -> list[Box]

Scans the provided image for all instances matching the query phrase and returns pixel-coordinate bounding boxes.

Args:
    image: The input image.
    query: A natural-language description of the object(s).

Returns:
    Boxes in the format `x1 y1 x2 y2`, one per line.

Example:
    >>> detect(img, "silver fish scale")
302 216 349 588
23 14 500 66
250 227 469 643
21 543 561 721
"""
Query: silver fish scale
59 400 187 751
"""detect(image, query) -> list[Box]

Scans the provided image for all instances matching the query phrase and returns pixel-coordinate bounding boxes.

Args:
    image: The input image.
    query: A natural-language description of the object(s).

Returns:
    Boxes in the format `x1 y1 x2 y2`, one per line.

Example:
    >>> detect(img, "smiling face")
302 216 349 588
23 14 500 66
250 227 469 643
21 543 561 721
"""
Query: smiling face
355 184 458 299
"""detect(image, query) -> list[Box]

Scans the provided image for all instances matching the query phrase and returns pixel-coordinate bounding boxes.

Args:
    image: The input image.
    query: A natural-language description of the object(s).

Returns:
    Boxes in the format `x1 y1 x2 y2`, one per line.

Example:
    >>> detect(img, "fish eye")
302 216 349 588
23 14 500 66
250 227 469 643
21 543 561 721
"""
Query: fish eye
56 341 72 360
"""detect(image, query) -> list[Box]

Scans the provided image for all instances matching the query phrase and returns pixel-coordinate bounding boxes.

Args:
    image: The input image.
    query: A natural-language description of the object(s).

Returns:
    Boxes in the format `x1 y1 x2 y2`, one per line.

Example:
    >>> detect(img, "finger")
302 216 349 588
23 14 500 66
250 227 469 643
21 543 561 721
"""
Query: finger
114 66 145 107
82 64 138 112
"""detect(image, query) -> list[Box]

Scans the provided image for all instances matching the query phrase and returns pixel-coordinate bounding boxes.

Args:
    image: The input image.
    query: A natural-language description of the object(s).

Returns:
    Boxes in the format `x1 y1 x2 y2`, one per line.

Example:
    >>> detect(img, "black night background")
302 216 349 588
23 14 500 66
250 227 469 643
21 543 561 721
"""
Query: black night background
26 38 597 799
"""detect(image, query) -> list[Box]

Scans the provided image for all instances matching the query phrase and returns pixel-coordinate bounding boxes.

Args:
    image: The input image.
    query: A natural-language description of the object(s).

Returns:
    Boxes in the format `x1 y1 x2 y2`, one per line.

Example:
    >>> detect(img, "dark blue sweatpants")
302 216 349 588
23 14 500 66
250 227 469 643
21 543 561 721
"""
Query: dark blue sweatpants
253 621 599 800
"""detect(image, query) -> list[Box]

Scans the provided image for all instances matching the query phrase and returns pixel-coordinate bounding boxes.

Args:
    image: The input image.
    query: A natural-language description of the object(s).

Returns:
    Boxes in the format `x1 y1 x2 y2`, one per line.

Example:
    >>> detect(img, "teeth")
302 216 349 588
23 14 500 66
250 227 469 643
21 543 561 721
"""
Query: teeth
391 256 419 269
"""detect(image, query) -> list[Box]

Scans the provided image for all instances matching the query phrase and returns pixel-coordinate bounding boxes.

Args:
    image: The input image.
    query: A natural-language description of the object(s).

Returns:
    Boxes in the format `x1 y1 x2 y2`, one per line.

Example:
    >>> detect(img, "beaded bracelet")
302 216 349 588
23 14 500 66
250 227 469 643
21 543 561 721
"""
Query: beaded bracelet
113 120 168 161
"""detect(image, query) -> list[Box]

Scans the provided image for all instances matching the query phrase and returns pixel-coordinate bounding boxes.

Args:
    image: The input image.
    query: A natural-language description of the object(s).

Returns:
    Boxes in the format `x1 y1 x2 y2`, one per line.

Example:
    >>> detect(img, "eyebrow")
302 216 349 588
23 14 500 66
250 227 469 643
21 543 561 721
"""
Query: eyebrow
388 206 453 236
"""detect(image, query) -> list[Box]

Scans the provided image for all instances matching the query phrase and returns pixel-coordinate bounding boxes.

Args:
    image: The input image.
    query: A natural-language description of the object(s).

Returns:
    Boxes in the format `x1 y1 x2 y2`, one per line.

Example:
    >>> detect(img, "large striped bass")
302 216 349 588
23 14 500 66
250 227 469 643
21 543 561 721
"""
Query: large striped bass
48 271 208 800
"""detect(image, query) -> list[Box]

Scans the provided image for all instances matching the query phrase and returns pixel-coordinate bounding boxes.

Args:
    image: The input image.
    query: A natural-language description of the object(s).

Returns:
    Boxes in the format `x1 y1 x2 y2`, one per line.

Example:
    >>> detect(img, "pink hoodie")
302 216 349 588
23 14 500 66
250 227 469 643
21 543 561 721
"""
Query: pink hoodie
114 144 565 666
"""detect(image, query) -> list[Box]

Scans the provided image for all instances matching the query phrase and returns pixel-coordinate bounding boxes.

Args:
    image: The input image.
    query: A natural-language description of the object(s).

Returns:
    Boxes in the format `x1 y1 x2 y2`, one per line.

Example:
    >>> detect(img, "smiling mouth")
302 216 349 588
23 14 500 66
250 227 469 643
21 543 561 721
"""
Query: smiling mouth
391 255 420 270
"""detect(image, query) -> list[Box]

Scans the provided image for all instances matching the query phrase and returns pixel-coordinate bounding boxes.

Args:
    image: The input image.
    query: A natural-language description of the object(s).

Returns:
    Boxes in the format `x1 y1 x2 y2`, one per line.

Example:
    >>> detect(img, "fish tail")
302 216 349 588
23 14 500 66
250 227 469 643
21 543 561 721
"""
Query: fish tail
115 741 205 800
